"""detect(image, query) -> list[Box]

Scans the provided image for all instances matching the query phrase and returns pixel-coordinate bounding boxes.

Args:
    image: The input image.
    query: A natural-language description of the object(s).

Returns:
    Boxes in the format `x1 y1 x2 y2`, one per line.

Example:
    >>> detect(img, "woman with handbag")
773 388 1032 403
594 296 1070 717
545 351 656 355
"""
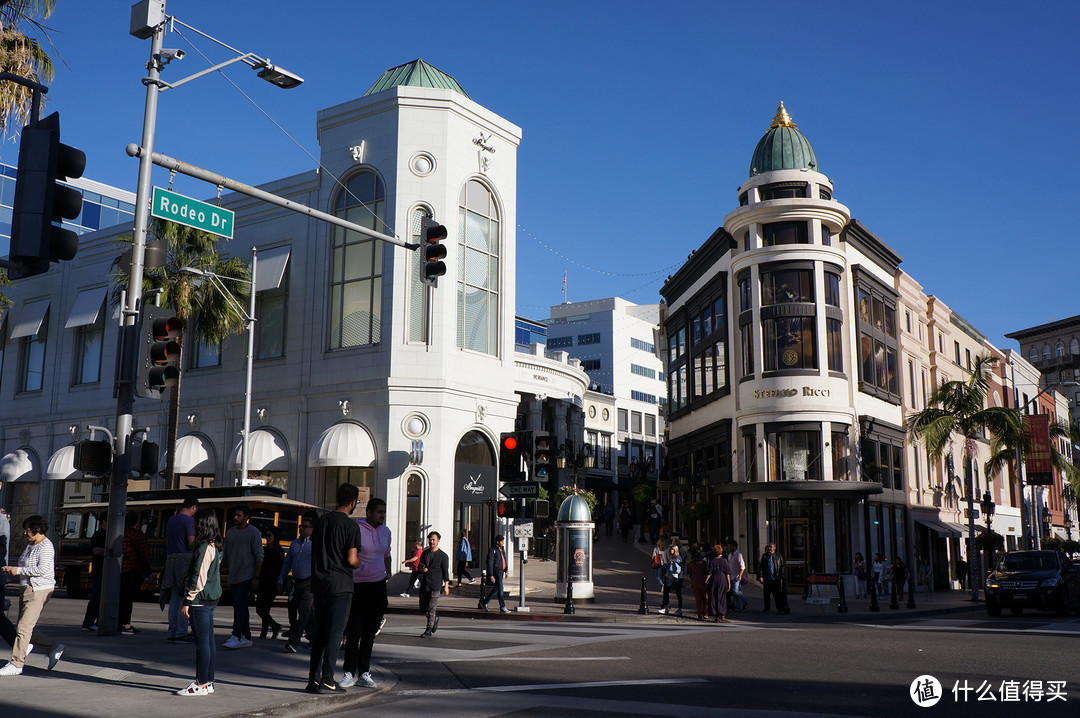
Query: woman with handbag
658 544 684 616
651 539 668 588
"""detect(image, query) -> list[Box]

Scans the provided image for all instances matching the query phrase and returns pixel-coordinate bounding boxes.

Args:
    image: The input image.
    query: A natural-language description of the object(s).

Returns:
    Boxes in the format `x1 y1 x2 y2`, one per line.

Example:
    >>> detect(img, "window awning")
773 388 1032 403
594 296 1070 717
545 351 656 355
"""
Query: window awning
45 444 80 481
65 288 108 329
10 299 50 339
1 449 39 483
943 521 970 537
228 429 289 472
914 516 961 538
254 246 290 292
167 434 217 475
308 422 376 468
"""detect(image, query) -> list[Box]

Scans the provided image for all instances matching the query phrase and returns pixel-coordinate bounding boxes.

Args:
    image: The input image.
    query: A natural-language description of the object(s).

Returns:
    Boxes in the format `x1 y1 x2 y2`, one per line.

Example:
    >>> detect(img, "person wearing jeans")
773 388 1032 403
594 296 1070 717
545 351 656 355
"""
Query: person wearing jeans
340 499 392 689
163 496 199 642
222 506 262 649
278 512 316 653
177 508 223 696
726 540 749 611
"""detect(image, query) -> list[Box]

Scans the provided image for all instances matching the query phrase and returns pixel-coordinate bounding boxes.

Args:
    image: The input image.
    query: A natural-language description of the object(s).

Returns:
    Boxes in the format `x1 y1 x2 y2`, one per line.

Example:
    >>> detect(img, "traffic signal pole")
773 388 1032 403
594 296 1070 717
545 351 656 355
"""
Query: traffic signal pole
99 13 166 637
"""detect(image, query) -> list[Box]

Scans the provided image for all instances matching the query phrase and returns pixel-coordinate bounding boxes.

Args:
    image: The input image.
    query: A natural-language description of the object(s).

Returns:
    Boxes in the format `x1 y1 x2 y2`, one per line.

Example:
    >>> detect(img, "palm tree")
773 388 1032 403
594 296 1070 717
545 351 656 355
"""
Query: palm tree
0 0 57 133
907 354 1025 594
111 218 250 486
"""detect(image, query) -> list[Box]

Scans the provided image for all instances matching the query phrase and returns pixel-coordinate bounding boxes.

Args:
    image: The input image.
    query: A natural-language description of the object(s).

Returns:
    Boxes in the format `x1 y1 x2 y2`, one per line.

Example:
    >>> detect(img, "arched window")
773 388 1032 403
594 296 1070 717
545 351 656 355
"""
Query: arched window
1071 339 1080 355
1042 345 1051 361
404 473 424 547
458 180 500 355
455 430 495 466
1056 342 1065 357
330 171 385 349
1029 347 1038 363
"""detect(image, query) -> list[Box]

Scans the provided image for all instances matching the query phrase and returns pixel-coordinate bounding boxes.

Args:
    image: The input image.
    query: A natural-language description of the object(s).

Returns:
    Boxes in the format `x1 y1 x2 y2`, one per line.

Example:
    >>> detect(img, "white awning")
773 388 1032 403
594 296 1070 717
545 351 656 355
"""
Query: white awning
308 422 376 468
10 299 50 339
65 287 108 329
228 429 289 472
167 434 217 475
1 449 40 483
45 444 81 481
254 246 290 292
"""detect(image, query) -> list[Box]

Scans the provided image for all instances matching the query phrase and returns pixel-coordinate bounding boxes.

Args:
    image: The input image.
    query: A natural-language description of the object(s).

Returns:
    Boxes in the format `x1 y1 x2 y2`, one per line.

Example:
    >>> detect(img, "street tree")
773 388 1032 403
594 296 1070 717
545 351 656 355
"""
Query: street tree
111 217 250 486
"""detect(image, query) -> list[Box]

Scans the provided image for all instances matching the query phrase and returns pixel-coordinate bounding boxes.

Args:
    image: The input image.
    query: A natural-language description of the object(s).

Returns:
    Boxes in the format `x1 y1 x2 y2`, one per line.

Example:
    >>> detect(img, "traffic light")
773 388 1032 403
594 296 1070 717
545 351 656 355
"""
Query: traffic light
136 305 183 399
499 432 525 481
532 433 553 480
8 112 86 278
419 216 447 287
74 439 112 475
531 499 550 519
496 500 519 519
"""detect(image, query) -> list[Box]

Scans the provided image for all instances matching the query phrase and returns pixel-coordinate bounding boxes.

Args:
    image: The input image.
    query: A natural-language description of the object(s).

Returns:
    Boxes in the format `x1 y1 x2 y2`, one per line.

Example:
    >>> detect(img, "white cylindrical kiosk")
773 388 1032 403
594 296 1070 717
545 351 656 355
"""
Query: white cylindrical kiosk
555 494 594 601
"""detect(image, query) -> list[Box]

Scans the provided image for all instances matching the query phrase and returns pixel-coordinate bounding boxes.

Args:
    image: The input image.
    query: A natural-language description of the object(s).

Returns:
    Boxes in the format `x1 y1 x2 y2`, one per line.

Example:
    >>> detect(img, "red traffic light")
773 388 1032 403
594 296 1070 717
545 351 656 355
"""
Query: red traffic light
503 435 518 451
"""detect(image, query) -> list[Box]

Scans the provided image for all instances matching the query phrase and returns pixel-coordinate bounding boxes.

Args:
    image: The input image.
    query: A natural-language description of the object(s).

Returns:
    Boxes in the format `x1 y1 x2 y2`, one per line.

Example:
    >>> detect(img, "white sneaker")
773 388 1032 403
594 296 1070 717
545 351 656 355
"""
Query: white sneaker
358 671 377 688
206 682 215 693
222 636 242 649
47 644 65 670
236 637 253 648
338 671 357 688
657 607 668 614
176 681 209 696
399 592 411 598
26 643 33 655
0 663 22 676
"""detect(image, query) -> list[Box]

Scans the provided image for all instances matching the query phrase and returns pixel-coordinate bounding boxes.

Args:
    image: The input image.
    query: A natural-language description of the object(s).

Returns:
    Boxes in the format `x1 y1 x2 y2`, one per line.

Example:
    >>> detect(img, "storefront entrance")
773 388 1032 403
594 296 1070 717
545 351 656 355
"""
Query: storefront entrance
783 518 810 588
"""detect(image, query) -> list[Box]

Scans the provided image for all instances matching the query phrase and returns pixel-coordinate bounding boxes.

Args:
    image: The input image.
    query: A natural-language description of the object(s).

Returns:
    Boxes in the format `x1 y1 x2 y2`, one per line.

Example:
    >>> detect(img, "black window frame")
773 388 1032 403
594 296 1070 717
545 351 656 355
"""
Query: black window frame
854 268 901 403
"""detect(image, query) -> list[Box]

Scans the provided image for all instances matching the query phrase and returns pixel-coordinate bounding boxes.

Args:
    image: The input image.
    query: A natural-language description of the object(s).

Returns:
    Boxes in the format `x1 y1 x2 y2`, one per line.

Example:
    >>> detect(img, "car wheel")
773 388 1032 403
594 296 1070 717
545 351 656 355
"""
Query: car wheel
1009 606 1023 616
986 600 1002 617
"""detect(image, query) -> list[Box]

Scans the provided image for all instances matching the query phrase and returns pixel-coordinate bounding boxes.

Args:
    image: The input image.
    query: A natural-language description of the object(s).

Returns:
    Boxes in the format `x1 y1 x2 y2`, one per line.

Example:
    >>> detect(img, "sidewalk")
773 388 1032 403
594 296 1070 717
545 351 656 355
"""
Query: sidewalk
0 533 983 718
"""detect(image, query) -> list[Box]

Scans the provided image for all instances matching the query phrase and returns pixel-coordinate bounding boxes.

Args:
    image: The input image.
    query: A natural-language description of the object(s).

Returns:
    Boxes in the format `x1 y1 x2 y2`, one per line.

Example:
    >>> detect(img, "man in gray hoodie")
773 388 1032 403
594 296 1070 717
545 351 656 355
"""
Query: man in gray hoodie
223 505 263 648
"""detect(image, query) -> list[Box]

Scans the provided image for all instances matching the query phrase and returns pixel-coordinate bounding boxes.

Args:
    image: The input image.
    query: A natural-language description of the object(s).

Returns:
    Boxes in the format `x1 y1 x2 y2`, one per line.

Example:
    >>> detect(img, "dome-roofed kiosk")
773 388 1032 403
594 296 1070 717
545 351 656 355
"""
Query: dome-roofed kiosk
555 493 595 601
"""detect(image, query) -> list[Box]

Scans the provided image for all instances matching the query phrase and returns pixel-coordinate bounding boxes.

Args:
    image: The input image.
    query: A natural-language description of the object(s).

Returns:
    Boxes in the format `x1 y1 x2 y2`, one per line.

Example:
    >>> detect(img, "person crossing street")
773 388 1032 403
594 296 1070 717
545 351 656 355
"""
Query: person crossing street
478 535 509 613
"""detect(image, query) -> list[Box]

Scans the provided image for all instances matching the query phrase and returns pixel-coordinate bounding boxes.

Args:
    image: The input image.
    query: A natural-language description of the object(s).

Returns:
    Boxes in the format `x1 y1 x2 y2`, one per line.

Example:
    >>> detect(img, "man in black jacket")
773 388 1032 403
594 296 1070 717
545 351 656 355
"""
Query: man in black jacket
417 531 449 637
478 535 509 613
756 542 790 613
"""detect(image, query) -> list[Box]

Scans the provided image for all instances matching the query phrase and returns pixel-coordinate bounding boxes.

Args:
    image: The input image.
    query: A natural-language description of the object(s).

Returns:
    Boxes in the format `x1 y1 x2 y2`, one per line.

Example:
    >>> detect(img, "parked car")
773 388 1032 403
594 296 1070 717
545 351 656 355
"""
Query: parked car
985 550 1080 617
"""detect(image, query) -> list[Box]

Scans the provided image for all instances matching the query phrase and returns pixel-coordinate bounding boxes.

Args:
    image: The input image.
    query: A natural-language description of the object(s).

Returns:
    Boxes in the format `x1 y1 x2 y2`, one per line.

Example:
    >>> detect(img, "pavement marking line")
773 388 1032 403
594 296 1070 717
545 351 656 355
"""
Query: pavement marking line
474 677 710 692
379 656 631 664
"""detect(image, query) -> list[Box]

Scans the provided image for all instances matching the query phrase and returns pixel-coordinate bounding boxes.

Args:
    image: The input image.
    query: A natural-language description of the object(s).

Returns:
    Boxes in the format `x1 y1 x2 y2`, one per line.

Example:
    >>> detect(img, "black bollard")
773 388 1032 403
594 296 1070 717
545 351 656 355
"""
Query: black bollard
868 577 880 612
638 576 649 615
564 578 575 615
906 577 917 610
837 575 848 614
889 575 900 610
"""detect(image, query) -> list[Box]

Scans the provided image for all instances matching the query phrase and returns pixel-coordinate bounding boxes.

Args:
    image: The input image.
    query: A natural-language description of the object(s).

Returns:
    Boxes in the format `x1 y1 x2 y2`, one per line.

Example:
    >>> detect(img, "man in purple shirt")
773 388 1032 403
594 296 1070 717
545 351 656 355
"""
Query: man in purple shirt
338 498 391 689
162 496 198 642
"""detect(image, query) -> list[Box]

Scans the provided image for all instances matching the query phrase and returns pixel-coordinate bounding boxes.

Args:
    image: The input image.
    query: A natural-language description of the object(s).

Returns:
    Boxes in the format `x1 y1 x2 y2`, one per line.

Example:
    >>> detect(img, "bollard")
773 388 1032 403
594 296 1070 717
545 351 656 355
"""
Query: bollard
868 577 880 612
888 575 900 610
906 577 917 610
638 576 649 615
564 578 575 615
837 575 848 614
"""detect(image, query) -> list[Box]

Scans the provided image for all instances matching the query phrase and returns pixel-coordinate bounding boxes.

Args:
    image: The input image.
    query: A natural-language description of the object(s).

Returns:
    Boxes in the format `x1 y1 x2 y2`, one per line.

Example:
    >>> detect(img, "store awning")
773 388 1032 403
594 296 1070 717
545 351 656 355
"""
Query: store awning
167 434 217 475
65 287 108 329
914 516 961 538
45 444 81 481
228 429 289 472
308 422 376 468
1 449 39 483
943 521 970 537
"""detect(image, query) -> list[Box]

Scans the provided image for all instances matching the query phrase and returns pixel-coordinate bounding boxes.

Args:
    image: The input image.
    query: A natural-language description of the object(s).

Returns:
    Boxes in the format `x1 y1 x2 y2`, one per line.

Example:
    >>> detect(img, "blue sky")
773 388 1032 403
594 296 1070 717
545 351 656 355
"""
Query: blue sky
17 1 1080 349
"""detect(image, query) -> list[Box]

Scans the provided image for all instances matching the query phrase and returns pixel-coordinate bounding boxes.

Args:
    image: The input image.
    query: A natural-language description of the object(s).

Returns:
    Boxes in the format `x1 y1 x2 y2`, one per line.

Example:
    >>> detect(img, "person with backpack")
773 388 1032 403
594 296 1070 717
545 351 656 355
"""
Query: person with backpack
658 543 684 616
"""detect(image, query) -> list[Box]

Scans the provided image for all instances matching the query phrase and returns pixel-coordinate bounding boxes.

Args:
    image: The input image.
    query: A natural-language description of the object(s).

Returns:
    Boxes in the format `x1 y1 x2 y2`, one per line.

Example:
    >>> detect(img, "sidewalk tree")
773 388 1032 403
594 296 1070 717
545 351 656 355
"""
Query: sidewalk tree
110 218 250 485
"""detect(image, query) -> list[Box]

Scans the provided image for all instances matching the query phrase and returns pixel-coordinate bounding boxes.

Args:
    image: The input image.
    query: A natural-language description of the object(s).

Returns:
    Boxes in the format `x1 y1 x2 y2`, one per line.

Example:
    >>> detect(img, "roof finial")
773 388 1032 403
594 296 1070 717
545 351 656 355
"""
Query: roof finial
770 101 797 129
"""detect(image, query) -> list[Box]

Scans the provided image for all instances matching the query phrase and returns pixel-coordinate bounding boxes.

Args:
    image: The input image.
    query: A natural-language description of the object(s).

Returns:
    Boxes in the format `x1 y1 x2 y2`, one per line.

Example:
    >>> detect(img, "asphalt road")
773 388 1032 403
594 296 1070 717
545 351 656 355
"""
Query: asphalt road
327 610 1080 718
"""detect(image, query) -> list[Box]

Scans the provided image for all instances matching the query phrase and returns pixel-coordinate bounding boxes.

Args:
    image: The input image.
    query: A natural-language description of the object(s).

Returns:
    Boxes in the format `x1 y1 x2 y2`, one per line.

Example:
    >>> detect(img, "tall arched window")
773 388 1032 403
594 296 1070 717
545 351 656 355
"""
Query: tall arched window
458 180 500 355
330 171 385 349
1071 339 1080 355
1029 347 1038 363
1056 342 1066 358
1043 345 1051 361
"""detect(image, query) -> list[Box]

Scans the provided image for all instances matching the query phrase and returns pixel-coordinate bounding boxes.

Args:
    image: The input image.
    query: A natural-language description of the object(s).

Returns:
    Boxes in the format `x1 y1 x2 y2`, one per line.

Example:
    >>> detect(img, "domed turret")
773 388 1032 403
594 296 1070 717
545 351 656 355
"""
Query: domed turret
749 102 819 176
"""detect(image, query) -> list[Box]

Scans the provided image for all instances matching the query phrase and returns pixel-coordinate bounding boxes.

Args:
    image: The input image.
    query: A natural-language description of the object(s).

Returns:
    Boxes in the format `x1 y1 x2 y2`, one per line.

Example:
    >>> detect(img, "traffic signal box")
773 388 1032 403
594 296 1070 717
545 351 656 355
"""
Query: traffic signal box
74 439 112 475
496 500 519 519
532 433 553 481
136 305 183 399
419 216 447 287
9 112 86 278
499 432 525 481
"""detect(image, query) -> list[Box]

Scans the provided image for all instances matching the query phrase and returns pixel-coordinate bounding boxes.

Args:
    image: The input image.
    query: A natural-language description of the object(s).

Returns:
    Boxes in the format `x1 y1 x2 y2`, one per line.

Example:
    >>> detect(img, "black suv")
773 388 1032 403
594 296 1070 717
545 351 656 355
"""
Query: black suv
985 550 1080 617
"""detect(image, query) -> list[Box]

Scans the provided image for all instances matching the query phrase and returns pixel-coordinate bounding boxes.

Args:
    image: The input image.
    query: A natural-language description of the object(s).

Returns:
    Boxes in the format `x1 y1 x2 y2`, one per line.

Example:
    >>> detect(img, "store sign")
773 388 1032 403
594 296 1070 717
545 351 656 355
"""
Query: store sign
753 386 832 399
1024 414 1053 486
455 464 495 501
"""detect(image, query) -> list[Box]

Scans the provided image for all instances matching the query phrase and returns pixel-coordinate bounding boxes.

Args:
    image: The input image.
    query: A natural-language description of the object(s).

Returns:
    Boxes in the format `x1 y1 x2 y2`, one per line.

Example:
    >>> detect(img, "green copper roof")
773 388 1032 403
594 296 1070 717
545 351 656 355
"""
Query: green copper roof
749 102 819 176
363 59 470 98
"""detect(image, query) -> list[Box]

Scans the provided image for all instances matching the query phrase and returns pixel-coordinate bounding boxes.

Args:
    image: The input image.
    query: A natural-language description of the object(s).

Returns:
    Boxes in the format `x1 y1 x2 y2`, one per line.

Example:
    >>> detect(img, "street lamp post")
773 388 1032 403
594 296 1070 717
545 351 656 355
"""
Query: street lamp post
99 1 300 637
179 248 257 485
557 440 595 490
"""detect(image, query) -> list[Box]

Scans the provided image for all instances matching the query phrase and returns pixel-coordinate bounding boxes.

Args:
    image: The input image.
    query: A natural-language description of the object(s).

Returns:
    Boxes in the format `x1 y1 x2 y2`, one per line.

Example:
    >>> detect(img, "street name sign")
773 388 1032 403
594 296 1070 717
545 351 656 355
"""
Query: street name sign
151 187 235 239
499 481 539 498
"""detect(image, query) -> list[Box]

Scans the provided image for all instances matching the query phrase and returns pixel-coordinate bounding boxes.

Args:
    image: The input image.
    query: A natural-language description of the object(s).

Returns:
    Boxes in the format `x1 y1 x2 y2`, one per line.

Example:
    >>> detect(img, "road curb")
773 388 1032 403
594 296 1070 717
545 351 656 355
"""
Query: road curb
211 668 398 718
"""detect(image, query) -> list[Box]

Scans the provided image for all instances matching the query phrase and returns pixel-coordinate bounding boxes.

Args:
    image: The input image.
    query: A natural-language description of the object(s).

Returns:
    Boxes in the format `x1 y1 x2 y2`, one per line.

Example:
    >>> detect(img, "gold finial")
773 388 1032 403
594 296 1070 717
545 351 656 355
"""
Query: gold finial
770 101 797 129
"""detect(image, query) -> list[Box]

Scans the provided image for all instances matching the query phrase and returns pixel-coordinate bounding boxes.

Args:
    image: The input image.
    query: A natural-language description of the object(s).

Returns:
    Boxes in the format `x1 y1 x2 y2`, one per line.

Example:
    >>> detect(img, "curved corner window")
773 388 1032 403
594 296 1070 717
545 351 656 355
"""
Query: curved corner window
761 267 816 371
330 171 385 349
763 221 808 246
458 180 500 355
